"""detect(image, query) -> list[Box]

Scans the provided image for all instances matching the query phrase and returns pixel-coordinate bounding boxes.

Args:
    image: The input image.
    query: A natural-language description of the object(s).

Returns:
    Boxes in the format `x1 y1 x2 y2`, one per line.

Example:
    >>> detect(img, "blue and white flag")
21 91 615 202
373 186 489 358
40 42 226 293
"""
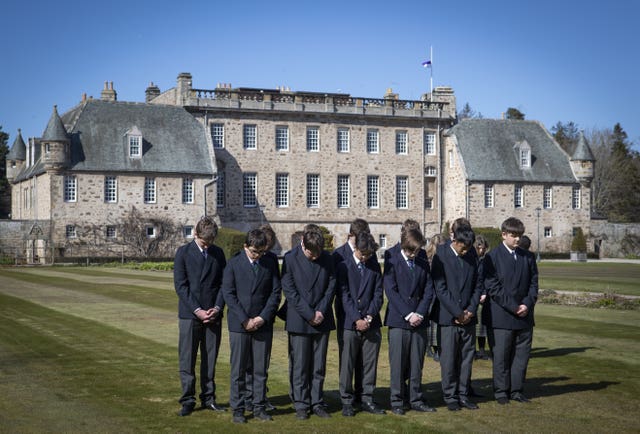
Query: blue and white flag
421 60 432 68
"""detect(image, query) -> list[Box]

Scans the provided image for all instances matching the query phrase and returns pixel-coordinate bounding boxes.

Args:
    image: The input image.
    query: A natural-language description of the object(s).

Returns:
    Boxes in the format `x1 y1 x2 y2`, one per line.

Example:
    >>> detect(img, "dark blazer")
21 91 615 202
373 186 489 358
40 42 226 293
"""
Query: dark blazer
281 245 336 334
483 243 539 330
174 240 226 320
221 251 282 333
383 244 434 329
430 243 481 325
336 255 384 330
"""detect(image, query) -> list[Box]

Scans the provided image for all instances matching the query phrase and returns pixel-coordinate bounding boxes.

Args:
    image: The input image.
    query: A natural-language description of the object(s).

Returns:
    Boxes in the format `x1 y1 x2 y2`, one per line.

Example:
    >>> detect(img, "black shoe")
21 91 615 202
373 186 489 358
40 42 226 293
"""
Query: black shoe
296 409 309 420
232 411 247 424
342 405 355 417
511 393 531 403
253 409 273 421
313 406 331 418
446 402 461 411
433 353 440 362
202 402 227 412
459 398 479 410
361 401 386 415
411 403 436 412
178 404 194 416
391 407 405 415
497 397 510 405
265 400 276 412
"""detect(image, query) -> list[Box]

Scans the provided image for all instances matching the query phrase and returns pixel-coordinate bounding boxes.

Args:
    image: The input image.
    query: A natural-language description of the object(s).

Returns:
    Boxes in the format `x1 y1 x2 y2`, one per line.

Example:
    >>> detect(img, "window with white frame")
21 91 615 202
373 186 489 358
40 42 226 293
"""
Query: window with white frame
544 227 552 238
144 177 156 203
379 234 387 249
276 125 289 151
484 184 494 208
129 135 141 158
243 124 257 150
514 185 524 208
307 126 319 152
424 132 436 155
66 225 76 238
337 128 350 152
543 186 553 209
243 173 257 207
104 176 117 203
306 174 320 208
183 225 194 238
425 197 434 209
211 123 224 149
425 166 437 177
396 176 408 209
337 174 350 208
572 185 581 209
146 226 156 238
448 150 454 168
64 175 77 202
367 175 379 208
106 225 117 239
216 171 225 208
367 129 379 153
395 131 408 154
520 148 531 168
182 178 194 204
275 173 289 207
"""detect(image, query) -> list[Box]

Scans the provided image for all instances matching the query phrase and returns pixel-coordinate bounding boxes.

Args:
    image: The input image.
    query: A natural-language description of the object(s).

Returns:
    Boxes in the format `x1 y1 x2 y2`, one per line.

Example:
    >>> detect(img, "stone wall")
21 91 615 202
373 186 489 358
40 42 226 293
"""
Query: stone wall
590 220 640 258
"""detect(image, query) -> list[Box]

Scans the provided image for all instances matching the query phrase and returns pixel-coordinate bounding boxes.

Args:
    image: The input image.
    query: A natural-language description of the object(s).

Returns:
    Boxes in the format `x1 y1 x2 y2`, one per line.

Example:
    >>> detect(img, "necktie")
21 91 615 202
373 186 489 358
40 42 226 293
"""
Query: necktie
357 262 364 275
252 261 258 274
512 251 517 261
202 249 208 260
457 255 464 269
407 259 414 271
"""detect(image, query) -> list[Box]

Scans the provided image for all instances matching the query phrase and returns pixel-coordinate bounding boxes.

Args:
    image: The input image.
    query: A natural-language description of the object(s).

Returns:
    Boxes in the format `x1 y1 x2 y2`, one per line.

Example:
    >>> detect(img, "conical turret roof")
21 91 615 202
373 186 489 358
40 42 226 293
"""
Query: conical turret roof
7 129 26 160
571 131 595 161
42 105 68 141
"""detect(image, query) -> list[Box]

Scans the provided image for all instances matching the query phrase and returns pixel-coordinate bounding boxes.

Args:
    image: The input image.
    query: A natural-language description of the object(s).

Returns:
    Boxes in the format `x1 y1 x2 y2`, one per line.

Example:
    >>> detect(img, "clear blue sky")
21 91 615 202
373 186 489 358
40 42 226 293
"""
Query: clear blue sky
2 0 638 149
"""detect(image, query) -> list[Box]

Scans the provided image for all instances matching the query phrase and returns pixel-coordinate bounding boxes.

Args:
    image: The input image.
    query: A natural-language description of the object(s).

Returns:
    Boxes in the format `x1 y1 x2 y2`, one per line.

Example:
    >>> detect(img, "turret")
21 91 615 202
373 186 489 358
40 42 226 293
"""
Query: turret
570 131 595 185
41 105 70 171
6 129 26 182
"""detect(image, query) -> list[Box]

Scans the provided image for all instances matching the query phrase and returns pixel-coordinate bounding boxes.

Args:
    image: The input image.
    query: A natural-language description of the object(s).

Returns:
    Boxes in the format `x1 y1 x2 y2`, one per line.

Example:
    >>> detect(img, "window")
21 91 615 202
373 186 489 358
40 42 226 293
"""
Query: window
104 176 117 203
182 178 194 204
572 185 581 209
448 150 454 168
367 175 379 208
337 128 350 152
544 227 552 238
520 149 531 168
211 123 224 149
367 129 379 153
66 225 76 238
425 197 434 209
425 166 437 177
276 125 289 151
129 135 141 158
146 226 156 238
379 234 387 249
64 175 77 202
23 188 28 209
307 126 319 152
106 226 117 239
337 174 350 208
243 173 257 207
484 184 494 208
243 124 257 150
45 143 50 153
396 176 408 209
275 173 289 207
514 185 524 208
424 132 436 155
306 174 320 208
396 131 408 154
216 171 225 208
544 186 553 209
183 226 194 238
144 178 156 203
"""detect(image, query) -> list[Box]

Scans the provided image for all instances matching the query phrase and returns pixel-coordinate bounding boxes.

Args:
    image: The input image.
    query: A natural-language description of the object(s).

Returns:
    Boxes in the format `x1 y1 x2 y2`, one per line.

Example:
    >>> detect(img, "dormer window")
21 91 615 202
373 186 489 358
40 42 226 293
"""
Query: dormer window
127 126 142 158
515 140 531 169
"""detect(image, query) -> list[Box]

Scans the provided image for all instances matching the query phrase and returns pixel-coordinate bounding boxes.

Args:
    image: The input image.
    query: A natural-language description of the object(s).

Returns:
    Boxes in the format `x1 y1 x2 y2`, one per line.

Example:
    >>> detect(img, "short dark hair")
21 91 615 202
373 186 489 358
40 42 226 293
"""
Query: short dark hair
501 217 525 236
400 219 421 237
259 224 276 250
303 227 324 257
519 235 532 251
453 226 475 249
304 223 322 235
245 228 267 249
195 216 218 245
349 218 370 237
355 232 378 256
401 228 426 252
475 235 489 249
451 217 472 233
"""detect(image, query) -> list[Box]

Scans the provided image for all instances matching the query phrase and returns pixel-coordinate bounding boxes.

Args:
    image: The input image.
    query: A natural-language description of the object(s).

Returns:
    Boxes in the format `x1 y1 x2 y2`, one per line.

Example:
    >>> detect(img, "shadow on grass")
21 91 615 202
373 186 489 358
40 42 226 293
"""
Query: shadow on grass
530 346 596 358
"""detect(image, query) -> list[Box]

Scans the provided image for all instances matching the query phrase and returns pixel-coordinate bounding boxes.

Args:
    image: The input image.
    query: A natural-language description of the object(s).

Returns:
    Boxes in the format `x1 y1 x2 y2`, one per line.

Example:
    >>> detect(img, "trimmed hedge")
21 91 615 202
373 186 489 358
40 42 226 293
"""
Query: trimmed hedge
215 226 247 259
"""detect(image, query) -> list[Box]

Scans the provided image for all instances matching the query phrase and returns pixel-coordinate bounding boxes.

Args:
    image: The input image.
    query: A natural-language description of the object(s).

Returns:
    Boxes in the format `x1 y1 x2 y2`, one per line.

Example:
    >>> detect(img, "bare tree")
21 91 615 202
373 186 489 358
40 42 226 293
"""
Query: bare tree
115 206 183 257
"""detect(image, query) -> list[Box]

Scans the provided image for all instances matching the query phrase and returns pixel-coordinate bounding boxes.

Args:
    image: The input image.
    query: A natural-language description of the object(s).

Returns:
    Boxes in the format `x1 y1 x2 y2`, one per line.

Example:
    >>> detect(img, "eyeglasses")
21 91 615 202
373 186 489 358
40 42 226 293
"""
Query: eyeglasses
247 247 266 256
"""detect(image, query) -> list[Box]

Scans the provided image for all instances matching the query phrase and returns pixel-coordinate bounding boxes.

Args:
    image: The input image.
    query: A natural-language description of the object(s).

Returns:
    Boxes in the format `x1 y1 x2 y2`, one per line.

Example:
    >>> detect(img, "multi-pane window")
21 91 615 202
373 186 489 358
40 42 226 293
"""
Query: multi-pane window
366 129 379 153
520 149 531 168
396 176 408 209
544 227 552 238
337 128 350 152
104 176 117 203
514 185 524 208
64 175 77 202
275 173 289 207
337 175 350 208
543 186 553 209
243 173 257 207
211 123 224 149
425 197 434 209
484 184 494 208
307 126 319 152
129 135 141 158
243 124 257 150
367 175 379 208
424 132 436 155
66 225 76 238
106 226 117 239
572 185 581 209
425 166 437 177
306 174 320 208
144 177 156 203
276 126 289 151
182 178 194 204
216 171 225 208
379 234 387 249
396 131 408 154
183 226 194 238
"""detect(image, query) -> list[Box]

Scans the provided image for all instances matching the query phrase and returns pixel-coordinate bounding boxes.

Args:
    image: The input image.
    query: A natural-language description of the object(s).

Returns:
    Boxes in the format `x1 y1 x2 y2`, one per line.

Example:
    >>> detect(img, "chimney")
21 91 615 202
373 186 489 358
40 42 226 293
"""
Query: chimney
101 81 117 101
145 82 161 102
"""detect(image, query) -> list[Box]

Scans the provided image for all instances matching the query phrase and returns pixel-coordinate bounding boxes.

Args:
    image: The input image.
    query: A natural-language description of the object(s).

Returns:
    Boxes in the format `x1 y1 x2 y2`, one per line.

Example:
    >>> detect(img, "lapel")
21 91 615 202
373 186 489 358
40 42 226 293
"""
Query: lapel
295 246 321 291
252 258 266 293
348 257 368 299
189 241 211 282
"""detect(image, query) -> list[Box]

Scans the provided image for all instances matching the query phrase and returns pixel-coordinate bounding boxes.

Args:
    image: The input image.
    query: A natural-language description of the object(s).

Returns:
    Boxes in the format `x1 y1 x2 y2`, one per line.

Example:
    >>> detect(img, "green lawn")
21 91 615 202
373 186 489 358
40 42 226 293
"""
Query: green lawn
0 266 639 433
538 262 640 296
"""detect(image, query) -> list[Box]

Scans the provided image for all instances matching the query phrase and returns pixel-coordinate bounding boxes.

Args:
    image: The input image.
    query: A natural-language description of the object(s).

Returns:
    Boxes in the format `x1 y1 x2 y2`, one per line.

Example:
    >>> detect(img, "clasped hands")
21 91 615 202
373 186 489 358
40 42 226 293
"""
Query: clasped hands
242 316 265 332
454 310 474 325
196 307 220 323
308 311 325 326
515 304 529 317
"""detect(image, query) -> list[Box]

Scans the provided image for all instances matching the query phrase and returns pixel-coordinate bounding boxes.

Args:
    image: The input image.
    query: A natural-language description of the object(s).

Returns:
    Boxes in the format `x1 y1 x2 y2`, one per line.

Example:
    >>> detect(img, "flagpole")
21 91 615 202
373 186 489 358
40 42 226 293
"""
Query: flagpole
430 45 433 98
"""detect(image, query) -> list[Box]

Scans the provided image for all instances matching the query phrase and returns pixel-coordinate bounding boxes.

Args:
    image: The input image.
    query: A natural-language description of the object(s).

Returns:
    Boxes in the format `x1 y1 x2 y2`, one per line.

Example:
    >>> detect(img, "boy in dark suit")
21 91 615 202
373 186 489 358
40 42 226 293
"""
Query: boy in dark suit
222 228 282 423
483 217 538 405
336 232 385 417
281 226 336 420
173 217 227 416
383 227 435 415
431 225 481 411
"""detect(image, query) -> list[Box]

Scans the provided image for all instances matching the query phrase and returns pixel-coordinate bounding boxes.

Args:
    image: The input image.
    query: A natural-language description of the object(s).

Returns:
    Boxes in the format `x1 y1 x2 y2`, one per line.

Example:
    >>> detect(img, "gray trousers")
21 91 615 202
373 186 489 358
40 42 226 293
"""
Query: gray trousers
388 327 428 408
289 332 329 411
178 318 222 406
229 328 273 412
491 327 533 399
339 328 382 405
439 324 476 404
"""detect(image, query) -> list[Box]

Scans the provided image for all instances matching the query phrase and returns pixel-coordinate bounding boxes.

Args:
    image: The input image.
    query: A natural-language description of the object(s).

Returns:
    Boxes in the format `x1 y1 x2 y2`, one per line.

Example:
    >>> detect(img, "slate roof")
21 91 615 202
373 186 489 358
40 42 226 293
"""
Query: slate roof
447 119 577 183
7 129 26 160
571 131 595 161
42 106 69 141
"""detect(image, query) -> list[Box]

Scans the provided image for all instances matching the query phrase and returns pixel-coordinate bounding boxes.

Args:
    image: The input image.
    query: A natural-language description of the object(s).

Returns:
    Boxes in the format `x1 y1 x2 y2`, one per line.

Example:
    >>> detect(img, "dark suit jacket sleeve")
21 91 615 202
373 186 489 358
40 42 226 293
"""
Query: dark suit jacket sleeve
383 258 413 317
212 246 227 310
432 251 464 318
367 262 384 318
174 244 200 314
221 258 250 325
314 254 336 315
259 259 282 321
522 253 539 309
415 259 434 317
281 254 315 322
483 252 518 313
338 262 360 326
